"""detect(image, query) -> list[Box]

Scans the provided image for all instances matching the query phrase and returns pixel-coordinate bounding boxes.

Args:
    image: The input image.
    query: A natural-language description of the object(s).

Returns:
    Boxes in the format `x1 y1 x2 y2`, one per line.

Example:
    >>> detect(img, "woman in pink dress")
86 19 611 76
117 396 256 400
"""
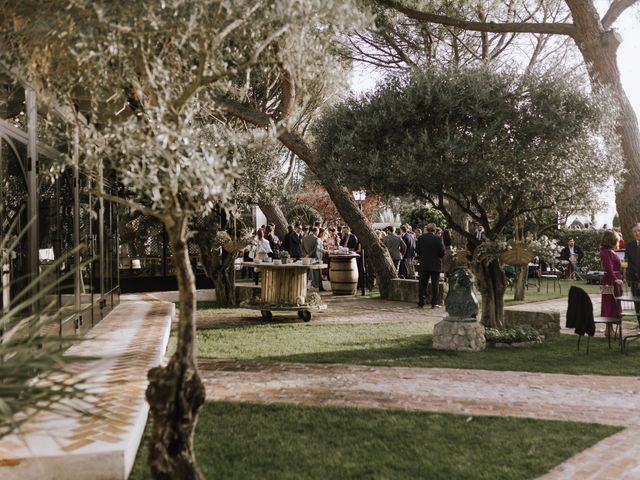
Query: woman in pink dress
600 230 623 335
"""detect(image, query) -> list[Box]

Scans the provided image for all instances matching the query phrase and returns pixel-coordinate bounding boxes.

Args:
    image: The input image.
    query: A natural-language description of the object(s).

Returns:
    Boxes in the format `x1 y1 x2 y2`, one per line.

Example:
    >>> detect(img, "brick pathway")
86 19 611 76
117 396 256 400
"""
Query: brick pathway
198 298 640 480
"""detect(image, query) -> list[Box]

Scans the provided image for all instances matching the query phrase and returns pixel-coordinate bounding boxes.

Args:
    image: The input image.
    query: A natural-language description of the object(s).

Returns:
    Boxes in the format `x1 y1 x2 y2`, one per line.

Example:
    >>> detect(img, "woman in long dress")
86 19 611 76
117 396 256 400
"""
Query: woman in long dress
600 230 623 336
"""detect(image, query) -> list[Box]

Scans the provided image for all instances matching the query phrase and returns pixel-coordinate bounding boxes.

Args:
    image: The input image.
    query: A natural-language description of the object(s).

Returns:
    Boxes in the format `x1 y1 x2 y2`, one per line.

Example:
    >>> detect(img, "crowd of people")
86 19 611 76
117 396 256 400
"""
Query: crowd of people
245 219 640 325
246 222 365 291
246 220 456 305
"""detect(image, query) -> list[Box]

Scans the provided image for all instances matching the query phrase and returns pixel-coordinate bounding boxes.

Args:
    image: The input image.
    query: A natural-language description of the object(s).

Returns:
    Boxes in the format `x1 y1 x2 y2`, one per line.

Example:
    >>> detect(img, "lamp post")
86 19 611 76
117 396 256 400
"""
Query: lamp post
352 191 366 296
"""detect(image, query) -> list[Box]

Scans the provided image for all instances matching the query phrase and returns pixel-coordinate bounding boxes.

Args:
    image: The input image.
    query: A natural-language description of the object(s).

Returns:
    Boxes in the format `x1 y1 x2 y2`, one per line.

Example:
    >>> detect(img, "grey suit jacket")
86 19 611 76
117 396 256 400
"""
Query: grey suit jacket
382 233 407 261
302 235 323 259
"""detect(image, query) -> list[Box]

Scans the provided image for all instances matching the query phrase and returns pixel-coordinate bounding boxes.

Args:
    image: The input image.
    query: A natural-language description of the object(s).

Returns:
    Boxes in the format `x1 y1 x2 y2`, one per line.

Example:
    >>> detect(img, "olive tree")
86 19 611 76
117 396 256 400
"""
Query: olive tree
376 0 640 245
313 67 620 327
0 1 367 477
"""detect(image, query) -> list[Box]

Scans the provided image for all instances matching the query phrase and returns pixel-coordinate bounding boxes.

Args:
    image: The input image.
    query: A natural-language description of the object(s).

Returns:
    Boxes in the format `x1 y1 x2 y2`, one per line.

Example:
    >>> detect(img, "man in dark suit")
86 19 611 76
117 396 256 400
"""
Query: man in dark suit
399 225 416 278
340 226 358 251
626 223 640 314
560 238 585 280
289 223 303 260
416 223 445 308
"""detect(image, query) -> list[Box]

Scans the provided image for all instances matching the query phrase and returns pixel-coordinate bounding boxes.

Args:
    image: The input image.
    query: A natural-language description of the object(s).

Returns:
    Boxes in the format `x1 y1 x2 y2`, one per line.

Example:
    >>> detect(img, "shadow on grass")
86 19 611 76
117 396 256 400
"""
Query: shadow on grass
254 334 640 377
129 401 620 480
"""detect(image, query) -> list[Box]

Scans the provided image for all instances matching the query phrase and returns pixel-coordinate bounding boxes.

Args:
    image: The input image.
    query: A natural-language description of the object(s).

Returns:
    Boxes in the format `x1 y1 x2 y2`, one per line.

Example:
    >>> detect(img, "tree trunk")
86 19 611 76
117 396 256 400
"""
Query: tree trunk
273 129 397 298
513 265 527 301
566 0 640 241
195 231 237 308
258 199 288 239
215 98 398 298
448 202 468 249
321 180 397 298
146 218 206 480
204 248 237 308
473 259 506 328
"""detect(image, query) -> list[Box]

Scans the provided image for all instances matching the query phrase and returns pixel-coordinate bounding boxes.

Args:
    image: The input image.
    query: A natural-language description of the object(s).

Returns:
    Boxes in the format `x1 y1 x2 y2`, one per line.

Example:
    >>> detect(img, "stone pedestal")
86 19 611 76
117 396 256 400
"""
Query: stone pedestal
433 319 486 352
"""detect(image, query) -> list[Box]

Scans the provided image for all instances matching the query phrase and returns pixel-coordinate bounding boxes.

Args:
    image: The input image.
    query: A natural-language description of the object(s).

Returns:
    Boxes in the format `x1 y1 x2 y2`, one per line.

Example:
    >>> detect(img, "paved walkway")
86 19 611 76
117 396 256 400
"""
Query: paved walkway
193 292 640 480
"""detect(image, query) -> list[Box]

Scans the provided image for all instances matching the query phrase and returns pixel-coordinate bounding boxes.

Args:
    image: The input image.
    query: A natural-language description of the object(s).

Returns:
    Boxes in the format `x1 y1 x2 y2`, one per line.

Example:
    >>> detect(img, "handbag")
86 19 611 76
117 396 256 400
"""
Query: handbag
600 285 614 295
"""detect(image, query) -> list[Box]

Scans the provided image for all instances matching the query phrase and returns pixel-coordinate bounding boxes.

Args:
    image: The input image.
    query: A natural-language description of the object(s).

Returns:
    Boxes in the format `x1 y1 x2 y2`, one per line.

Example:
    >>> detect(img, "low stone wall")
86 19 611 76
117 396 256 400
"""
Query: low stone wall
388 278 447 304
503 309 560 338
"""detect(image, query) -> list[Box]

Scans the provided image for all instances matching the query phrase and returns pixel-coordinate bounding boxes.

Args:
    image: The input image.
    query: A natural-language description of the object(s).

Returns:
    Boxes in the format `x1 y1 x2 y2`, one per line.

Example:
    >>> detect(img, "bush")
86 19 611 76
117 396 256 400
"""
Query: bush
401 206 446 230
555 228 607 271
485 326 541 344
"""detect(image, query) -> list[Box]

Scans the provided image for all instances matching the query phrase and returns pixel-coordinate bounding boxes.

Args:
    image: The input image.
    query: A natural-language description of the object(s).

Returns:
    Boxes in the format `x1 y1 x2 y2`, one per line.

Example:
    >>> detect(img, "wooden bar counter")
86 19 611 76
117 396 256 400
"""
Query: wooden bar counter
241 260 327 321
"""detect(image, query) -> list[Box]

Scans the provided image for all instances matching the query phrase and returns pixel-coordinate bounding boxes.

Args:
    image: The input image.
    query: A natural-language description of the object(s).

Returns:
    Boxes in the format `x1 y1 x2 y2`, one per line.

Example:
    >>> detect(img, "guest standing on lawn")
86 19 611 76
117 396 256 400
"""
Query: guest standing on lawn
625 223 640 315
416 223 445 309
600 230 623 335
382 226 406 271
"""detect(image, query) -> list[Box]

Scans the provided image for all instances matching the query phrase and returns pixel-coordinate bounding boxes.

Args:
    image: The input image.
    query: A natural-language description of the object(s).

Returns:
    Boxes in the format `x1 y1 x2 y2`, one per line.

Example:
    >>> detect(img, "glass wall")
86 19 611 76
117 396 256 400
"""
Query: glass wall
0 80 119 338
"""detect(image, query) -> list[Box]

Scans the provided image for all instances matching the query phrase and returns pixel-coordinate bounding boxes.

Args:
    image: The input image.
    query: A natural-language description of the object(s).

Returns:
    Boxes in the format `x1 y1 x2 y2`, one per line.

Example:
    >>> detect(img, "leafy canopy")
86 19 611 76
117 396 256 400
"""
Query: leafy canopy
313 67 621 236
0 0 368 220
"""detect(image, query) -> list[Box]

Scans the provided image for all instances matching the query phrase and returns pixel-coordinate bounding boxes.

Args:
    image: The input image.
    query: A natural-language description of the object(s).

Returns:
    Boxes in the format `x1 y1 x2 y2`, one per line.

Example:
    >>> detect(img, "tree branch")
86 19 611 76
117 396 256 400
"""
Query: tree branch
376 0 576 36
215 95 315 163
602 0 639 30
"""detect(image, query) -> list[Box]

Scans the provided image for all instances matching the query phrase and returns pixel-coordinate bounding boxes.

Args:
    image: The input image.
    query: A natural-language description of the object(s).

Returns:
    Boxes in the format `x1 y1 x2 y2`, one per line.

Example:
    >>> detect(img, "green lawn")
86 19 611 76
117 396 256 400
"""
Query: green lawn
129 401 619 480
185 322 640 376
503 279 600 306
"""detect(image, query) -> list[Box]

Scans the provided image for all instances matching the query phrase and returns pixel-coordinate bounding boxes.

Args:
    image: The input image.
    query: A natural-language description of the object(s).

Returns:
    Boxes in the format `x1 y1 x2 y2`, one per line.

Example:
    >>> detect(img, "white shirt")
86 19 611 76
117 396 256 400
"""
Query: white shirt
255 238 272 254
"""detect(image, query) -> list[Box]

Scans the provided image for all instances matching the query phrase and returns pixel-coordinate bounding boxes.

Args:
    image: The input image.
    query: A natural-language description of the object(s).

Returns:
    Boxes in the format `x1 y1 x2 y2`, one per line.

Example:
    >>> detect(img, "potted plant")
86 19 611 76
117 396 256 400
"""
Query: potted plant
279 251 290 264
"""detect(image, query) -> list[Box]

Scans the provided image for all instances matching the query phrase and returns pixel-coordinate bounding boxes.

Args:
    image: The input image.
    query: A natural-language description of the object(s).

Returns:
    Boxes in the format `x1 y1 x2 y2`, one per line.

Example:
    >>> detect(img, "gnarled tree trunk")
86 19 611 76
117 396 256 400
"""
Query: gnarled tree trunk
513 265 528 301
194 229 237 308
146 218 205 480
201 245 237 308
473 259 506 328
566 0 640 242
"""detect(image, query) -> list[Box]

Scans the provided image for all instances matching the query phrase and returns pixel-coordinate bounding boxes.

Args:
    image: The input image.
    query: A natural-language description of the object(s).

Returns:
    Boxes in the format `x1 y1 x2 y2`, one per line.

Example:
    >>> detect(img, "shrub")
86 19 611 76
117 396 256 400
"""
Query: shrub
485 326 541 344
401 206 446 230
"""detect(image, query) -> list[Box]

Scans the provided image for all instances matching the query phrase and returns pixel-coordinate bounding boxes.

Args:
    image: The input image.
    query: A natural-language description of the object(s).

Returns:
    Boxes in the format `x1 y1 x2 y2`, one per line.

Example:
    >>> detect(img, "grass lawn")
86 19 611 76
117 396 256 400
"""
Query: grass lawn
503 280 600 306
129 401 620 480
185 322 640 376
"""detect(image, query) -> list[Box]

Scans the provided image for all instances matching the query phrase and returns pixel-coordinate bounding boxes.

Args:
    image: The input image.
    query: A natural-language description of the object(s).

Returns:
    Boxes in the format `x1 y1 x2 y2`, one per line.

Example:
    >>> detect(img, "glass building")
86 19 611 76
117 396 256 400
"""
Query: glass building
0 77 119 336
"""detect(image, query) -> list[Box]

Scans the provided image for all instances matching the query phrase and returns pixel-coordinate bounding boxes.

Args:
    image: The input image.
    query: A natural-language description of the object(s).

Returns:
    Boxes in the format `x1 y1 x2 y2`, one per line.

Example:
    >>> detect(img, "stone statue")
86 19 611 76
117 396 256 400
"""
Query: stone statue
433 266 485 351
444 267 478 321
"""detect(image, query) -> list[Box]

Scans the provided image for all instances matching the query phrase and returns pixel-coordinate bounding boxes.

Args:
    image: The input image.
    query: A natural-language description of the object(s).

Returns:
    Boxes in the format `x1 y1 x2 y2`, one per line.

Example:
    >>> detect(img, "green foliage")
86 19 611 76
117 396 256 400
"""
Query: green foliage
485 327 541 344
313 66 621 238
554 228 608 271
283 204 322 227
401 206 446 229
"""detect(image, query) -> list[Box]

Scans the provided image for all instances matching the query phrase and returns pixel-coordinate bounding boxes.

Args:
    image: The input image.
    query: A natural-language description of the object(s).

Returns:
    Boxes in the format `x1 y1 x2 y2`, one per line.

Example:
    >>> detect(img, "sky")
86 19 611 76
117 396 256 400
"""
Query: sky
349 6 640 228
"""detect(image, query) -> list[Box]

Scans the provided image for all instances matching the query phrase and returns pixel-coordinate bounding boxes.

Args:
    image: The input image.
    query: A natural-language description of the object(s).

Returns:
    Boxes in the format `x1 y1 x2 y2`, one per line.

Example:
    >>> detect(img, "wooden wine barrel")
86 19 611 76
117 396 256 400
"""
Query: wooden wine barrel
329 255 359 295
